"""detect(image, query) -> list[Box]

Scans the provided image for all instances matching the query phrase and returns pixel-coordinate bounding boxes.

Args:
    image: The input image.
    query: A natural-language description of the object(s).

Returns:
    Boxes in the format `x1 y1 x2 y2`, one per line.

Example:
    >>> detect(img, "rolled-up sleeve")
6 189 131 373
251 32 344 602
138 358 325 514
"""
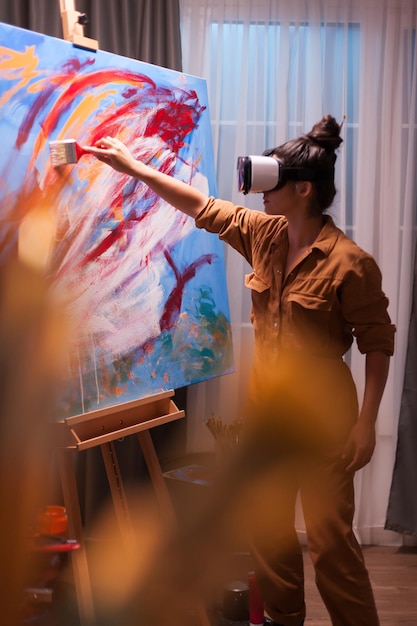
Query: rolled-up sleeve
195 197 255 264
341 255 395 356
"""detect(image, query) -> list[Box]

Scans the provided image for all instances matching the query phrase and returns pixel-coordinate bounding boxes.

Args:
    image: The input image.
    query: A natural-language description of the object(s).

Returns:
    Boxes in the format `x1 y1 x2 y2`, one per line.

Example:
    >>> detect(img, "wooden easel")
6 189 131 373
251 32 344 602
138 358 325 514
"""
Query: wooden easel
59 0 98 50
53 390 211 626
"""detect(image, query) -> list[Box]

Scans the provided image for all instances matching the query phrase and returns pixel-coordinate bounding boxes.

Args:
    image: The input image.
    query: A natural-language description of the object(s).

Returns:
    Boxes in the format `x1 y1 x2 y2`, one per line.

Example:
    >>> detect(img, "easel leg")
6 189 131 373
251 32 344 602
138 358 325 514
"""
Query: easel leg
57 448 96 626
100 441 136 549
137 430 177 526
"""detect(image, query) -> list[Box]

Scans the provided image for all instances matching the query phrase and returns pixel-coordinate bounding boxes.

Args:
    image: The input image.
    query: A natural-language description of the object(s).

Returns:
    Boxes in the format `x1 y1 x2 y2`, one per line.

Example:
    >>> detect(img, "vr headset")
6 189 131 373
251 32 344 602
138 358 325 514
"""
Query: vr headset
237 155 334 194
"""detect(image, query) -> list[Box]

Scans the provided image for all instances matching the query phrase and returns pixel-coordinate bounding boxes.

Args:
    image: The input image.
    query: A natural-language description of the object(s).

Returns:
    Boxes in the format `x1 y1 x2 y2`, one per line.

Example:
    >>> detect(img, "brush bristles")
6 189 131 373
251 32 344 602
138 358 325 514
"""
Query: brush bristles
49 139 78 166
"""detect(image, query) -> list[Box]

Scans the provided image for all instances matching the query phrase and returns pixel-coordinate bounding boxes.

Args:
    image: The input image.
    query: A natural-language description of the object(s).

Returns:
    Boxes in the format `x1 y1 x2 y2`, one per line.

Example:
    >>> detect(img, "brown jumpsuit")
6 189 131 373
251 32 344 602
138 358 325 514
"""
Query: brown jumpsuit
196 198 395 626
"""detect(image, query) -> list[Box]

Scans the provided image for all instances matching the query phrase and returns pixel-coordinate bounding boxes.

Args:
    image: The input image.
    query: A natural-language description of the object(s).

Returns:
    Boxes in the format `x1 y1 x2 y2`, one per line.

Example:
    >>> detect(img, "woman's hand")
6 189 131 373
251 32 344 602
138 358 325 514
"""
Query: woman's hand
341 418 376 472
83 136 141 176
341 351 390 473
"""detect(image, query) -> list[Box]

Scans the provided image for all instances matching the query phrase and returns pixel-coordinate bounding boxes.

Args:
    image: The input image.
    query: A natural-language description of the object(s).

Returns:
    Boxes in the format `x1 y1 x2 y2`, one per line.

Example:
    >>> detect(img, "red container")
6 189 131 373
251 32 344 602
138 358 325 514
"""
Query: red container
248 571 264 626
36 505 68 536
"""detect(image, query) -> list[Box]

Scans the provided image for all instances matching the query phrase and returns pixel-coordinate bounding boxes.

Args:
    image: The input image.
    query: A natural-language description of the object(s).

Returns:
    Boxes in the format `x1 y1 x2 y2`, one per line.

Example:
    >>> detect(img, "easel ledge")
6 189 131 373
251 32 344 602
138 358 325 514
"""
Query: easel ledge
53 389 185 450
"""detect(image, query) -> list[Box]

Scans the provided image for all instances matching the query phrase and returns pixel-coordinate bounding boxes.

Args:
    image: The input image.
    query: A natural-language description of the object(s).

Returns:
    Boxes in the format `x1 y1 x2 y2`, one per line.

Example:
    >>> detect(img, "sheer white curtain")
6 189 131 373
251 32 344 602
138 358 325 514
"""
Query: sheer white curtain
180 0 417 546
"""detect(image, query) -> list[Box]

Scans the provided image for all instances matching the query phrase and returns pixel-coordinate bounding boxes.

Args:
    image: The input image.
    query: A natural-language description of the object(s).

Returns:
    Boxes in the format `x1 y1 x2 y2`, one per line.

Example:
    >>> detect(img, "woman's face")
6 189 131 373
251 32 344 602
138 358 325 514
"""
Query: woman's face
262 182 300 216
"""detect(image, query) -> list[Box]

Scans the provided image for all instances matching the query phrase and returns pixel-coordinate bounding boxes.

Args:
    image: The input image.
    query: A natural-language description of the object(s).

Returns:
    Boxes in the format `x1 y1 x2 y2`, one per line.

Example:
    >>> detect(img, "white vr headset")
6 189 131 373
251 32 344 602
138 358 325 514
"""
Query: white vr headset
237 155 334 194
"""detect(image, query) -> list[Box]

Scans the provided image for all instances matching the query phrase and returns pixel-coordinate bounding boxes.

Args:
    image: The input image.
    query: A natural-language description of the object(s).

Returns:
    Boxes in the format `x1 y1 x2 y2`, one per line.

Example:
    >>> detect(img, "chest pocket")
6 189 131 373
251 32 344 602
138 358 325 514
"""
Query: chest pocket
287 291 333 311
286 291 335 349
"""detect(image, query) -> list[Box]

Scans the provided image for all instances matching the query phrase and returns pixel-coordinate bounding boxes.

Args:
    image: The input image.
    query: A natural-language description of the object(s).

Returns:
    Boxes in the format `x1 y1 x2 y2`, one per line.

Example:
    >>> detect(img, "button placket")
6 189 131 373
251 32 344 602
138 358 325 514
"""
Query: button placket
270 242 284 346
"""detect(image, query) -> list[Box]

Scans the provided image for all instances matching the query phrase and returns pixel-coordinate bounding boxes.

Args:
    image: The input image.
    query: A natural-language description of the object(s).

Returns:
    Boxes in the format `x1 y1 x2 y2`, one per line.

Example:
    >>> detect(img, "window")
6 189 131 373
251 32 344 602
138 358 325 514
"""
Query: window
208 20 360 232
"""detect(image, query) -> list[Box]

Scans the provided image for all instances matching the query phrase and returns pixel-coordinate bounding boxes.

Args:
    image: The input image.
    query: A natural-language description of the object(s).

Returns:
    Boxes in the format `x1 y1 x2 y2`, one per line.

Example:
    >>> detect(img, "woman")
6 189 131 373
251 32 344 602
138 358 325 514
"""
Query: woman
84 115 395 626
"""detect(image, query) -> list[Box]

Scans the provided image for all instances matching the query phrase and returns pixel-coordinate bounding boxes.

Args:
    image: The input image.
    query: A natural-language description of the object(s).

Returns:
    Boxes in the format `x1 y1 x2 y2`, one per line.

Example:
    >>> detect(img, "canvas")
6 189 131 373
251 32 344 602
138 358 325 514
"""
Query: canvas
0 22 234 418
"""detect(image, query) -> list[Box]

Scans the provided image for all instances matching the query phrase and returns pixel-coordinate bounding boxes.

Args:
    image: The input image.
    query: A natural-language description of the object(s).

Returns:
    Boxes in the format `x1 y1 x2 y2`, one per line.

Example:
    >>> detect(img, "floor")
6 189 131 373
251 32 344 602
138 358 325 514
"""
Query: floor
211 545 417 626
302 545 417 625
21 544 417 625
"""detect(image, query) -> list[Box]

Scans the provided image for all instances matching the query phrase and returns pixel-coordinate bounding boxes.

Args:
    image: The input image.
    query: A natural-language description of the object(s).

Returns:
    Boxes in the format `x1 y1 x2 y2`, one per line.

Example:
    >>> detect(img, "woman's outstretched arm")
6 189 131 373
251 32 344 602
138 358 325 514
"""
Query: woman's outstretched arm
83 136 210 218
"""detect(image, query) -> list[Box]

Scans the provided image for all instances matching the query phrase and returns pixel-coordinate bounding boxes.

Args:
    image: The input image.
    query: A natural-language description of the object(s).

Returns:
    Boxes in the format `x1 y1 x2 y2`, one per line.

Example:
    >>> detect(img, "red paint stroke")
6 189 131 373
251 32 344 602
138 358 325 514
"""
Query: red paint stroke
15 79 69 149
146 91 205 154
17 68 156 147
137 250 215 358
62 57 96 72
160 249 214 331
43 69 156 135
85 88 205 155
78 208 148 268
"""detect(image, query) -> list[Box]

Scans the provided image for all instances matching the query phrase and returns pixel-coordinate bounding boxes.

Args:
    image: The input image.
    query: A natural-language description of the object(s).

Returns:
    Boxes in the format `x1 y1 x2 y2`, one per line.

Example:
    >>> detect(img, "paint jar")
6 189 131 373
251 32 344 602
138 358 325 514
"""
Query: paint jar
36 505 68 536
222 580 249 621
248 571 264 626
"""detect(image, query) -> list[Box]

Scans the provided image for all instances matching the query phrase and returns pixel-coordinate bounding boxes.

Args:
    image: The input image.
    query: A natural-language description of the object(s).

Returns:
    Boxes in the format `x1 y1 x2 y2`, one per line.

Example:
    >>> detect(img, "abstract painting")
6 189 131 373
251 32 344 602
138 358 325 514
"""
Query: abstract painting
0 22 233 418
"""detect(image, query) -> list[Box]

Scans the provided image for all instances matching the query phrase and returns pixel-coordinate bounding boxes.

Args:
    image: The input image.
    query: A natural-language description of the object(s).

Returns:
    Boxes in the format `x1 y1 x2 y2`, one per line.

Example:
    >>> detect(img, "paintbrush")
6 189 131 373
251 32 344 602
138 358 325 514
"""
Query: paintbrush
49 139 88 167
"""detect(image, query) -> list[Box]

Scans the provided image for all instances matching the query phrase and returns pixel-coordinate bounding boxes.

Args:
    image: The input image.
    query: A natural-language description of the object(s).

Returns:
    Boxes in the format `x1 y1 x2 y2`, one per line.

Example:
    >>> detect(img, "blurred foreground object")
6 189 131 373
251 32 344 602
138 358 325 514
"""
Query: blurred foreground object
0 259 67 626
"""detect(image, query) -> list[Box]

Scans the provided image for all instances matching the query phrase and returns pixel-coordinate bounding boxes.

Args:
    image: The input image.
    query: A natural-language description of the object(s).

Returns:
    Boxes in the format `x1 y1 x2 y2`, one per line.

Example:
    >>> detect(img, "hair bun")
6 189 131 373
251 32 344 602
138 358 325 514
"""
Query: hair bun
306 114 344 151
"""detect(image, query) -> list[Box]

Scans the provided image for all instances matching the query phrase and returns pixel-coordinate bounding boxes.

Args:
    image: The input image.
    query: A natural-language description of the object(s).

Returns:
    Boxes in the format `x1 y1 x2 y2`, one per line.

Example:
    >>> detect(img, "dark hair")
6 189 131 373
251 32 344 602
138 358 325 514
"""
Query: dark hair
266 114 344 213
